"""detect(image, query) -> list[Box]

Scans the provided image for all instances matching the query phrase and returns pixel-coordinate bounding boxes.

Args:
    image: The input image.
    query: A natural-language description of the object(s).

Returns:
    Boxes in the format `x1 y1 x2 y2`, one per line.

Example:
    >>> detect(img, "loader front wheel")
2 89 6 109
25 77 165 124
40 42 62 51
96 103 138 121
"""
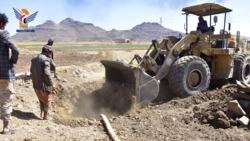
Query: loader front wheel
231 53 250 83
168 56 211 97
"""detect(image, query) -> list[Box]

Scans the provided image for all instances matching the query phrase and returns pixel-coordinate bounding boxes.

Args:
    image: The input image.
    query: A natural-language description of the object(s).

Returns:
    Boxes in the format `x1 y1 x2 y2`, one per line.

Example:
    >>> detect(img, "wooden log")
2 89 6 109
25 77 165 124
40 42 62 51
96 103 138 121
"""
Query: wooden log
230 92 250 101
100 114 120 141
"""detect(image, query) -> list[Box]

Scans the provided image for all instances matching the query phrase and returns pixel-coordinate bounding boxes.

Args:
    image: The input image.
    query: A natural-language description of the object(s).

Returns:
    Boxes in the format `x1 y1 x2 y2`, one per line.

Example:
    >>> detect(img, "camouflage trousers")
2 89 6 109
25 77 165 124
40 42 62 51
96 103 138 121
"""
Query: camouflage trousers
0 79 15 121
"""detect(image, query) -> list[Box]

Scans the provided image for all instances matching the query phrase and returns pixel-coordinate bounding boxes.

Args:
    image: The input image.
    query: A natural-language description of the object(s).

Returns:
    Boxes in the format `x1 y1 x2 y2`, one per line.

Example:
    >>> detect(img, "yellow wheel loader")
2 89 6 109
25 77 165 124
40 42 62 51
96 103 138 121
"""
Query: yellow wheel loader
101 3 250 108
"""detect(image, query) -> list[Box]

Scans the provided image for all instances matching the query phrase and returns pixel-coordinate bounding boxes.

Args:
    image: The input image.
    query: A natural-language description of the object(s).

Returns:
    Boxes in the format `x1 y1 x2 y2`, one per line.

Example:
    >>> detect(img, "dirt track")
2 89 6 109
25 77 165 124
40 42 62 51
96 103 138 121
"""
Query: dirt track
1 46 249 140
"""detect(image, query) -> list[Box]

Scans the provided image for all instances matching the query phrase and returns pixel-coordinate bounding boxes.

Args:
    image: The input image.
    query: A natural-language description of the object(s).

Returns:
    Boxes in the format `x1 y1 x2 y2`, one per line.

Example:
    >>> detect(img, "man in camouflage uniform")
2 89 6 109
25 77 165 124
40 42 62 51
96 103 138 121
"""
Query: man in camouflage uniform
30 45 55 120
0 13 19 134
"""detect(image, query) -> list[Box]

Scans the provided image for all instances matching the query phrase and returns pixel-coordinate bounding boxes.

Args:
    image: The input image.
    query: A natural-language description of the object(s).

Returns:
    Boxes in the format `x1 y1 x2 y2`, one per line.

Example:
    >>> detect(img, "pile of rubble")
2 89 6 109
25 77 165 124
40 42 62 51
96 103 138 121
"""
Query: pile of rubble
186 80 250 129
228 81 250 127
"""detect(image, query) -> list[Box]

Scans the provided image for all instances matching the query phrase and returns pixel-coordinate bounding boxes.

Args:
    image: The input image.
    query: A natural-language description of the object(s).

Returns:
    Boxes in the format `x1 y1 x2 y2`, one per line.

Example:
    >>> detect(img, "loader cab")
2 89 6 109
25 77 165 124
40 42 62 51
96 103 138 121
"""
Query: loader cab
182 3 238 49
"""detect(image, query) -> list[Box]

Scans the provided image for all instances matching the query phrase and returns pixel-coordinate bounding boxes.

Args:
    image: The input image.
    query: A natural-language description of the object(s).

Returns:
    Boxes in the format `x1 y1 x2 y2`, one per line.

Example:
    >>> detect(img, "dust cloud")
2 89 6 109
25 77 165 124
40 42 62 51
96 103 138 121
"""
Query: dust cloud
71 82 137 119
52 78 176 121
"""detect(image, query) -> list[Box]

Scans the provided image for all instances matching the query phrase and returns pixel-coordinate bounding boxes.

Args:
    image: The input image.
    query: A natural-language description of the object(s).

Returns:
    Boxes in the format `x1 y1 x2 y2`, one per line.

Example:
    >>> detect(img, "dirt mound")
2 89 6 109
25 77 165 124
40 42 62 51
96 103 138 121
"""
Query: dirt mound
191 88 240 128
72 82 136 119
52 115 100 128
52 81 136 120
167 87 249 129
50 69 248 130
50 72 248 132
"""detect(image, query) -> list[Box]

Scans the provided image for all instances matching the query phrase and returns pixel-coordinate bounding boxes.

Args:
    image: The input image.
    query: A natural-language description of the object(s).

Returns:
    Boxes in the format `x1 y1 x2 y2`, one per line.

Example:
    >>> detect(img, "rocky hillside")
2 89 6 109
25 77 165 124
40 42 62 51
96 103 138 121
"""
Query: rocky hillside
12 18 182 42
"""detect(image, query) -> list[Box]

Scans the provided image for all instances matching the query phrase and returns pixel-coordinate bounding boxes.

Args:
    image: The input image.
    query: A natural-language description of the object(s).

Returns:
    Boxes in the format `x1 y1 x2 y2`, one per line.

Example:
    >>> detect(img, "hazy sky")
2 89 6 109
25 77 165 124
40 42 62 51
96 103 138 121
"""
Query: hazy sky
1 0 250 37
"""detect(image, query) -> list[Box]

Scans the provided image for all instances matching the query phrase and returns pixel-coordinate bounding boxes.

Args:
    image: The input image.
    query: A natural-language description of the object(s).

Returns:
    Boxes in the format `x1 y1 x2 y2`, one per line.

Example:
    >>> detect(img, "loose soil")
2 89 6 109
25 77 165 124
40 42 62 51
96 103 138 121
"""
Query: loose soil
0 46 249 141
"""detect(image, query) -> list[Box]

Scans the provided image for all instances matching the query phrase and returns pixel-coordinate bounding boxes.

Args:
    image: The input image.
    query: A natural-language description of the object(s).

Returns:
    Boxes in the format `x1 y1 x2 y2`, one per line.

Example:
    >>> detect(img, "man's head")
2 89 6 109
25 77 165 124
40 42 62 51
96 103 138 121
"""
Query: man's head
199 16 204 22
0 13 8 30
42 45 53 58
47 38 54 46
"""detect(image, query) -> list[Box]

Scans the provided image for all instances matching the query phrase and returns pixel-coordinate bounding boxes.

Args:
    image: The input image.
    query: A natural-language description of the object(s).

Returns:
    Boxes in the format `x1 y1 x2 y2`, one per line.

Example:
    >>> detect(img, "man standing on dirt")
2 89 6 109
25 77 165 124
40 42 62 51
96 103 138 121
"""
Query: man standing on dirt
0 13 19 134
47 38 54 59
30 45 56 120
47 38 57 78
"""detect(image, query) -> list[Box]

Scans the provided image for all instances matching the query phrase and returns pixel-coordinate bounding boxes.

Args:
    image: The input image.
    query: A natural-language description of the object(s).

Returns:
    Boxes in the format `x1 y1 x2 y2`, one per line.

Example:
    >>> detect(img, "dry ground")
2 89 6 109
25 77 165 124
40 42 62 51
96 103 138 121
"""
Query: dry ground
0 46 249 140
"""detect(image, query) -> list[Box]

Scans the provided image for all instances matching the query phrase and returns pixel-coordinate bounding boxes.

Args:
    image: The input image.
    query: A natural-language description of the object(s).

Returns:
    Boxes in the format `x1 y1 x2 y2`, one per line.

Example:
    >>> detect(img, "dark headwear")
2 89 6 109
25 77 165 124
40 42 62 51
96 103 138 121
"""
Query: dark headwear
42 44 53 53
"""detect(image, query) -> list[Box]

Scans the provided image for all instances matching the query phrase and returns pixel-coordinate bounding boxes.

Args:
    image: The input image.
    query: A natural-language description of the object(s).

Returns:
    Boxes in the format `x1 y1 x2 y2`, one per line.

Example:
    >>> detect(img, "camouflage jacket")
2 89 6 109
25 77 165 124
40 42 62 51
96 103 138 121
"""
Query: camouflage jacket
30 54 54 91
0 30 19 79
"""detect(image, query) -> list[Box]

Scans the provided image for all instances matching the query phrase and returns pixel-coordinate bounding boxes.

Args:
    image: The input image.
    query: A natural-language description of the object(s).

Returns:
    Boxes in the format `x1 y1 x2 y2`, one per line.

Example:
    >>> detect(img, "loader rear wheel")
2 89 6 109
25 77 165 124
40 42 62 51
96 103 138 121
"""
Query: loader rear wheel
231 53 250 83
168 56 211 97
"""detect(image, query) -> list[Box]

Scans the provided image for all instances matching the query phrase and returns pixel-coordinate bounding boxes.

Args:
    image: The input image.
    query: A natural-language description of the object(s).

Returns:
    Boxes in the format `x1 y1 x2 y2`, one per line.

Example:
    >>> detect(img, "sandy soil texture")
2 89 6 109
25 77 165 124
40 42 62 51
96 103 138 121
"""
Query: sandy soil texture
0 46 249 141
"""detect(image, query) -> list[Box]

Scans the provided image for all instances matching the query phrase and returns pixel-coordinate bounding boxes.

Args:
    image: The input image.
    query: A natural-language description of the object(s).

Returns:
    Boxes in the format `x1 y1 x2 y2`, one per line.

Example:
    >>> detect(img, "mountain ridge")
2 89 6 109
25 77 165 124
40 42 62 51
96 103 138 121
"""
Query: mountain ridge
12 18 183 42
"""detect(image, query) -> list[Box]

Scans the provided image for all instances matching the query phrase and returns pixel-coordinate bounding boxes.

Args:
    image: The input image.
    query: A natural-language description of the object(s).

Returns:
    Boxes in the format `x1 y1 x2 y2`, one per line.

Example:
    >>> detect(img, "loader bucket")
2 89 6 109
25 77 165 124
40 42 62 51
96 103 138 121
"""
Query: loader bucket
101 60 159 108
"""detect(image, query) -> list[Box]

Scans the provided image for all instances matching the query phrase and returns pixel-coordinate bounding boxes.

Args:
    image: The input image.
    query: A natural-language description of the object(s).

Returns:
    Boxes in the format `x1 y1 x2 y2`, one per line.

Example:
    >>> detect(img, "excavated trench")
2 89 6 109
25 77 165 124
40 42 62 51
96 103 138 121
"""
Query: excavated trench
49 77 177 127
50 76 237 128
50 81 138 127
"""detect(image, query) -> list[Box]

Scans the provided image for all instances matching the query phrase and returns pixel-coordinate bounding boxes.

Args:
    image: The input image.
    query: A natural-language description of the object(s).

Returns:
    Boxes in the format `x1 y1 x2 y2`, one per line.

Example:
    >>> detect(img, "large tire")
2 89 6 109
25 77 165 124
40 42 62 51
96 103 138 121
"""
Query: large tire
168 56 211 97
231 53 250 83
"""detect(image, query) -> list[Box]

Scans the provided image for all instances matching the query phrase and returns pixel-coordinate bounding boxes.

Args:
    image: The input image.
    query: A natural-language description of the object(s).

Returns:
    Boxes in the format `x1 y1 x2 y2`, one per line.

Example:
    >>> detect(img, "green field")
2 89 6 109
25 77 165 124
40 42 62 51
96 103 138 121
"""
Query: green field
18 42 250 51
18 43 151 50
